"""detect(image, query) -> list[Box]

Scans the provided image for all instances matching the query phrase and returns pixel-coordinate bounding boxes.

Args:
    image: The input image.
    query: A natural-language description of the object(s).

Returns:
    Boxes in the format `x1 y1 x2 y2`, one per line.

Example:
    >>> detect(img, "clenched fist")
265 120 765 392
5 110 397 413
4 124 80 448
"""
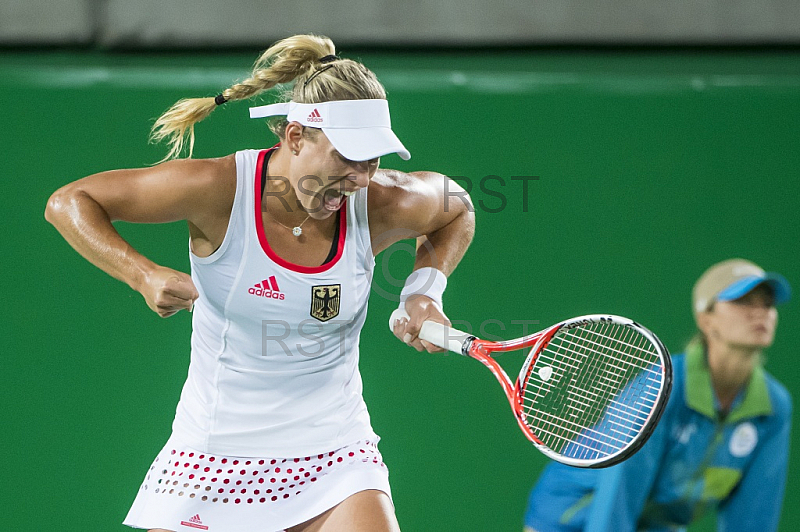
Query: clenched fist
138 266 199 318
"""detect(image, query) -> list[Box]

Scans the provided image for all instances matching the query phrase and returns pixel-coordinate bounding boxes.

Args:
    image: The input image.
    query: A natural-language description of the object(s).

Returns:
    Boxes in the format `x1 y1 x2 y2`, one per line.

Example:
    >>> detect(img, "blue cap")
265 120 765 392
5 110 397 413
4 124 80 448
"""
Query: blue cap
693 258 792 315
717 273 792 304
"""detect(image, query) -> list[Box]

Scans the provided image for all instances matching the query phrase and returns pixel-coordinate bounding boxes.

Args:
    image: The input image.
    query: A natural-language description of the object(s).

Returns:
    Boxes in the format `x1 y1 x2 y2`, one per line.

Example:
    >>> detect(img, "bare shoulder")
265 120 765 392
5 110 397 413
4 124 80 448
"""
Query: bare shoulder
161 154 237 208
369 168 416 199
369 168 443 218
371 168 444 190
368 169 461 252
194 154 236 207
166 154 238 234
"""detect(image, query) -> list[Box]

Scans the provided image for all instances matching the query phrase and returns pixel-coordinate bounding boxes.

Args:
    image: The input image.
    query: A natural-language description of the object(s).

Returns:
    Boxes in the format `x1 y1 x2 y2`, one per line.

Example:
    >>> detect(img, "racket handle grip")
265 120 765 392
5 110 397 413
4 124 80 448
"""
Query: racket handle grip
389 309 473 355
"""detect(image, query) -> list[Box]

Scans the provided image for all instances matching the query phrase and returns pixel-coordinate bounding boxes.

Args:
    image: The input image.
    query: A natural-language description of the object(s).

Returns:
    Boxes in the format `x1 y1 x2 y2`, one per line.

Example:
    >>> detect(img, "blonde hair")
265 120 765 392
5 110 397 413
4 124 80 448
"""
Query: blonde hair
151 34 387 160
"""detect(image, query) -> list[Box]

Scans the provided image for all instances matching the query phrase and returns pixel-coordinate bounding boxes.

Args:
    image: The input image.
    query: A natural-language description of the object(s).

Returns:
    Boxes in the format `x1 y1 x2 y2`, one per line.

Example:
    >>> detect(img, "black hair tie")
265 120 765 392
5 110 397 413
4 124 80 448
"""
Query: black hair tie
303 55 340 87
214 94 228 106
304 65 335 87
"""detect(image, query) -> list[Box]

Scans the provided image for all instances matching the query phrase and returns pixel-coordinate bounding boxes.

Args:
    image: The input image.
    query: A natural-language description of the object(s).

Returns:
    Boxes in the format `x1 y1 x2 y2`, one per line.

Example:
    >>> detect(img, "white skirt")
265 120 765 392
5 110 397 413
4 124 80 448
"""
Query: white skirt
123 433 391 532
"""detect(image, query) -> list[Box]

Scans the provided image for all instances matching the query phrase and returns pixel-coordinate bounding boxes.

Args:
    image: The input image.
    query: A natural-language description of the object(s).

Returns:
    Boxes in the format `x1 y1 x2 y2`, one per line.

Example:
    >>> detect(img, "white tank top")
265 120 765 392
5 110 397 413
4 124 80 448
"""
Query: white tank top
172 148 376 457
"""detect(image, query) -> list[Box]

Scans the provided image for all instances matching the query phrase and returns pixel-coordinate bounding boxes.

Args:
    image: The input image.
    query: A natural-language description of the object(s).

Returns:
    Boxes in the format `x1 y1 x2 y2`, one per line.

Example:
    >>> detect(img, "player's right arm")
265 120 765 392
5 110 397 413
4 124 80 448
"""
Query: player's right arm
44 155 237 317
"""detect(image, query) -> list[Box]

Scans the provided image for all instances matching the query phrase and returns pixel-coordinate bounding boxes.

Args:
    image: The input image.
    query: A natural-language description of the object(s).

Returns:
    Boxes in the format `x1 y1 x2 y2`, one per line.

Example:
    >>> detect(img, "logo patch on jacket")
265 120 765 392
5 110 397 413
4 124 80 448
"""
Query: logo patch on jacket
729 422 758 457
310 284 340 322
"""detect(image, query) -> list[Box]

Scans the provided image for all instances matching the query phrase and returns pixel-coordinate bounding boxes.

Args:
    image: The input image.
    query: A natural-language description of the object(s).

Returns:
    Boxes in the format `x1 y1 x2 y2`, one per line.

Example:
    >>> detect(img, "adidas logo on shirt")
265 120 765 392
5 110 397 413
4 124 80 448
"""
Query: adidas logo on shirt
248 276 285 300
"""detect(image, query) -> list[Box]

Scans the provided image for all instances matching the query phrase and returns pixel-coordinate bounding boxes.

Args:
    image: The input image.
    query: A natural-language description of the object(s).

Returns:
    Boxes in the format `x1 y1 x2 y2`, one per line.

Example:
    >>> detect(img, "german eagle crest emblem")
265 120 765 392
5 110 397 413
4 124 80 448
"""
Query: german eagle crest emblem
310 284 341 322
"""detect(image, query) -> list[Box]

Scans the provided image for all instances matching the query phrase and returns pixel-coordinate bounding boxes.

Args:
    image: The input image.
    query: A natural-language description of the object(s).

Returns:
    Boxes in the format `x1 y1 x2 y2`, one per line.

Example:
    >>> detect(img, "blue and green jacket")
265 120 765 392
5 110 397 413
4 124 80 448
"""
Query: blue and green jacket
524 343 792 532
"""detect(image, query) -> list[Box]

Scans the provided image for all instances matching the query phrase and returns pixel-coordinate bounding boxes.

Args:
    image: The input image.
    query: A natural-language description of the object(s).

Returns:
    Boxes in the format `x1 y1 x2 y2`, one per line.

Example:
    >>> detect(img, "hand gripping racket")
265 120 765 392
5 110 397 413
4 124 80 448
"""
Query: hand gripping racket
390 311 672 468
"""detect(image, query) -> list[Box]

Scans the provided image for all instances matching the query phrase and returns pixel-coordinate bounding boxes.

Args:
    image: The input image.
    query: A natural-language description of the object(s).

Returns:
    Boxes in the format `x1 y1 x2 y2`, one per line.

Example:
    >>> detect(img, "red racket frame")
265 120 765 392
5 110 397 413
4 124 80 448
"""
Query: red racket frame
462 324 563 446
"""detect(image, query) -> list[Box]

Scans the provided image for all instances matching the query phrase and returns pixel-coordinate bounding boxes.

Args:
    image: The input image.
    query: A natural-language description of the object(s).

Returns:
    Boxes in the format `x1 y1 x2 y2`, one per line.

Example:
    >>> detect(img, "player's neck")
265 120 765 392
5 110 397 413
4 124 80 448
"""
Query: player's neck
705 342 759 413
265 147 299 209
263 178 307 227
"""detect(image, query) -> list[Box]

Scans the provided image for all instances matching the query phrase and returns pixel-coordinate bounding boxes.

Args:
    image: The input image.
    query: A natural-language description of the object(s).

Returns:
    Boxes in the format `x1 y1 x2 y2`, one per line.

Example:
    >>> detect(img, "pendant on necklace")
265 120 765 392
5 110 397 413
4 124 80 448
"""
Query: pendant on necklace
292 226 303 237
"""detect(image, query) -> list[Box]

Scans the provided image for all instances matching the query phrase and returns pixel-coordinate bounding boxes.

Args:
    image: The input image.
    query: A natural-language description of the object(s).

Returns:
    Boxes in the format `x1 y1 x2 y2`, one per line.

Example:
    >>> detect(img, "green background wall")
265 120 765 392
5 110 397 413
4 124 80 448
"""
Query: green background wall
2 49 799 531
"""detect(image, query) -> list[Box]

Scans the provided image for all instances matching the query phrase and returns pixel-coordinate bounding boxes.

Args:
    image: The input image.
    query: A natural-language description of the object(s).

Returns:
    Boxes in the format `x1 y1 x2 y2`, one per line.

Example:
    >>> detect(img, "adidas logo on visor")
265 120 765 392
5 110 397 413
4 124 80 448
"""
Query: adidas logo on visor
307 109 323 123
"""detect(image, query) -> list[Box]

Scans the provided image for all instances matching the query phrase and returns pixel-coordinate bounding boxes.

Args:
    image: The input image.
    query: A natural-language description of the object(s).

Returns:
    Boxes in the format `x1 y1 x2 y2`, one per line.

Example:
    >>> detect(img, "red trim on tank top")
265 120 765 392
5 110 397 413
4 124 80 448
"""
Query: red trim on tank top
254 148 347 274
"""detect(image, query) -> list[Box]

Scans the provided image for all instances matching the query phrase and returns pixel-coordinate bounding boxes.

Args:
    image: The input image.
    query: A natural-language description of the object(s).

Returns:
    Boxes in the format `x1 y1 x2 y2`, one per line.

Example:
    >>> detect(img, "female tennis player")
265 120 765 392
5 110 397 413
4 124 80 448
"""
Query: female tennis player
45 34 474 532
523 258 792 532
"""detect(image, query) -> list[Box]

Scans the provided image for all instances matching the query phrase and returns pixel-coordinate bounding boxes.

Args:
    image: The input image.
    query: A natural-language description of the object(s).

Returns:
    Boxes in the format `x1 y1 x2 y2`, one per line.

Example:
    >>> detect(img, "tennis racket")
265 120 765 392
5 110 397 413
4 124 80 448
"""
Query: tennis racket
390 311 672 468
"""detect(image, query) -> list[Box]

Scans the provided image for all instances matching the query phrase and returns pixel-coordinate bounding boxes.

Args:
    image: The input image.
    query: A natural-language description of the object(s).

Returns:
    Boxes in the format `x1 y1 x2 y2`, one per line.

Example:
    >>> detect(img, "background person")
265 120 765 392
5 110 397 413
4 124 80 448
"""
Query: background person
523 258 792 532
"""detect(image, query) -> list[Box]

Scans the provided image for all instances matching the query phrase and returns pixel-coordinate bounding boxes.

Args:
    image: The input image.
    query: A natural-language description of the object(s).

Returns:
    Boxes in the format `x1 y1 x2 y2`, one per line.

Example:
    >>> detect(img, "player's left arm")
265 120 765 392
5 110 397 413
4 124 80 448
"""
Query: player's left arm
717 388 792 532
369 169 475 352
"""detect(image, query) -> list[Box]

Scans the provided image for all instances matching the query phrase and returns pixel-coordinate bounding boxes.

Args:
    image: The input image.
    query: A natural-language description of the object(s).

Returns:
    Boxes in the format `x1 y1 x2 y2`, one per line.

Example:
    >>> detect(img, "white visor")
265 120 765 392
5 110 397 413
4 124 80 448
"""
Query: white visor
249 99 410 161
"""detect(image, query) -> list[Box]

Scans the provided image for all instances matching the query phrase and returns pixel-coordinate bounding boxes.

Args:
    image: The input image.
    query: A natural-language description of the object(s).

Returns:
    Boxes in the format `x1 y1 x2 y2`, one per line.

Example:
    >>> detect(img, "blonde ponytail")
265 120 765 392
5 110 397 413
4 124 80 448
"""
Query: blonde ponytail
150 96 218 161
151 34 336 161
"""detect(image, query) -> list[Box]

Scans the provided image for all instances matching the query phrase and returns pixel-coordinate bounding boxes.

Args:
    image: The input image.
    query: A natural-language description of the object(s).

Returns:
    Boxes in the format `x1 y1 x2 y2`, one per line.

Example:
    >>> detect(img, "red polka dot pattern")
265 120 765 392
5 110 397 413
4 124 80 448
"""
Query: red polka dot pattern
142 439 384 505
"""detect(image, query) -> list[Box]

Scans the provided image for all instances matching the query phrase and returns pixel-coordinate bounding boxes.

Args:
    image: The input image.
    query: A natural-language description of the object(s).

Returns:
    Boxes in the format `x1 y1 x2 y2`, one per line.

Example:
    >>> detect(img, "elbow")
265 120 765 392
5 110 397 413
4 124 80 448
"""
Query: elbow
459 206 476 247
444 175 475 219
45 188 67 225
447 179 475 232
45 184 82 227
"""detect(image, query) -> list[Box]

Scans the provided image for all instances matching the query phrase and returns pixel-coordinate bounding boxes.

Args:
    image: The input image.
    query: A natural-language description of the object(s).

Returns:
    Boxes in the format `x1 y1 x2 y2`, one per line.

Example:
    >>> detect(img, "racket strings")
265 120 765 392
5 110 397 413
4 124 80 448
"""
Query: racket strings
531 323 631 453
521 321 664 462
559 325 658 455
562 323 659 456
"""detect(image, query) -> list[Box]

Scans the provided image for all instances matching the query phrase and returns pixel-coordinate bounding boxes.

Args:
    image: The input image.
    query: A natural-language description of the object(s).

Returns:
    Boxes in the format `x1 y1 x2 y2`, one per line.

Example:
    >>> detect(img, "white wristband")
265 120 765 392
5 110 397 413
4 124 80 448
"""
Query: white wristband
400 267 447 309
